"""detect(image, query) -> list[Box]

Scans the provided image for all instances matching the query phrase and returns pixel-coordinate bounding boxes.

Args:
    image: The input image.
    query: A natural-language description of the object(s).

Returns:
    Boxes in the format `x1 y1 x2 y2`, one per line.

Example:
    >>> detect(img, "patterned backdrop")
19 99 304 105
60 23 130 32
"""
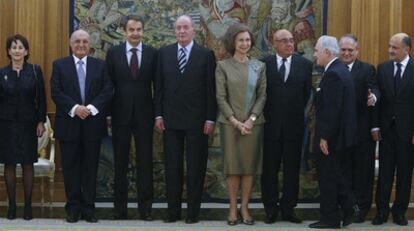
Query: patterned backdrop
73 0 323 202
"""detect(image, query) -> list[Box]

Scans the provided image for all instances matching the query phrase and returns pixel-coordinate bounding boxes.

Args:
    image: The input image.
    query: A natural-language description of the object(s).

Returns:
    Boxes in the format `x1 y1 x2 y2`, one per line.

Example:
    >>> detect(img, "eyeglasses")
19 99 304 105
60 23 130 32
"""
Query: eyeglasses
275 38 294 44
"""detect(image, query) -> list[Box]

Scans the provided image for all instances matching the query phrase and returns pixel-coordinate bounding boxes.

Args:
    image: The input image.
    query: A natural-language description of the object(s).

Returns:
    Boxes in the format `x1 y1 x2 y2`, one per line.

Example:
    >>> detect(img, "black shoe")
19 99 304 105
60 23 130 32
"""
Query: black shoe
353 214 365 223
239 211 254 225
66 211 80 223
23 204 33 220
342 205 360 227
308 221 340 229
392 214 408 226
113 211 127 220
227 216 238 226
82 213 98 223
264 213 277 224
164 215 180 223
282 213 302 223
140 213 153 221
371 214 387 225
7 204 16 220
185 217 199 224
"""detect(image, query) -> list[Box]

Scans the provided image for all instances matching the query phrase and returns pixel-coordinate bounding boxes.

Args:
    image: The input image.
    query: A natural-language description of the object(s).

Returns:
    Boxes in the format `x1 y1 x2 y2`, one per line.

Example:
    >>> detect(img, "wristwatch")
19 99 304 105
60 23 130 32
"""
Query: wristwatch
250 114 257 121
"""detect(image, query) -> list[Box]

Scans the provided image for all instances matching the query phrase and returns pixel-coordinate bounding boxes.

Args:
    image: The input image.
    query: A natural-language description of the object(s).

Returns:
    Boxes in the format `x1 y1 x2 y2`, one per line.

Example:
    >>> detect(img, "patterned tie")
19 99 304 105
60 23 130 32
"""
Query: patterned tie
178 47 187 74
279 58 287 82
394 62 402 94
130 48 138 79
77 60 86 104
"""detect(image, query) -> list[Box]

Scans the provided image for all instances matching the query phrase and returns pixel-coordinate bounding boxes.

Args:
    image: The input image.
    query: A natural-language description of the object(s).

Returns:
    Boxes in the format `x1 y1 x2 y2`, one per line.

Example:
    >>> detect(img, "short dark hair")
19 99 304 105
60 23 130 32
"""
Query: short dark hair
402 35 412 49
6 34 30 61
120 15 145 31
223 23 255 55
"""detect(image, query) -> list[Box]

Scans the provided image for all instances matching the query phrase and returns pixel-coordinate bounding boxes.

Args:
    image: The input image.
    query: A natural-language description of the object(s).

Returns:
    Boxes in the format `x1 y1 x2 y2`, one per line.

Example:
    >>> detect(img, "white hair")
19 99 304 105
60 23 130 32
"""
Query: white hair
318 35 339 56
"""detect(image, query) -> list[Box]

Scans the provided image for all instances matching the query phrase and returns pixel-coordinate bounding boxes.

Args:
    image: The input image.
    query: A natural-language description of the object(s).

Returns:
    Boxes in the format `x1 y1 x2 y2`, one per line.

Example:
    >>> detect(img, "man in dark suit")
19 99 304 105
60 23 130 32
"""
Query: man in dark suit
260 29 312 224
51 29 113 223
154 15 216 224
338 34 380 223
371 33 414 226
309 35 358 229
106 15 157 221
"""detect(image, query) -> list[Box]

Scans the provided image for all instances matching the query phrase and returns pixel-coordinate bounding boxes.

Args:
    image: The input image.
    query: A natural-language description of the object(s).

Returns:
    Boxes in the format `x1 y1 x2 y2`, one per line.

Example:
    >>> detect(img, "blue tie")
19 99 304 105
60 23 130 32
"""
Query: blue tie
77 60 86 104
178 47 187 74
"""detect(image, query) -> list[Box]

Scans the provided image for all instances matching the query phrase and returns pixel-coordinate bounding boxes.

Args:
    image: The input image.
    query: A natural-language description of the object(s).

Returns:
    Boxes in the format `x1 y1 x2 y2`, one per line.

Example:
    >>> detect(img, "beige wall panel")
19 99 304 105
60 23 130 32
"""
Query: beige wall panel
327 0 351 38
0 0 15 67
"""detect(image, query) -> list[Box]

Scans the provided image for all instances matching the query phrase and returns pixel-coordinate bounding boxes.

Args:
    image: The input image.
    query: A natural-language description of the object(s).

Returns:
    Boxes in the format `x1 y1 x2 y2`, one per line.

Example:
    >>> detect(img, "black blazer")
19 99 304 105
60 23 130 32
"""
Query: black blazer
51 56 113 141
375 58 414 141
0 63 46 123
350 59 379 141
154 42 217 129
261 53 312 140
314 59 357 152
106 43 157 127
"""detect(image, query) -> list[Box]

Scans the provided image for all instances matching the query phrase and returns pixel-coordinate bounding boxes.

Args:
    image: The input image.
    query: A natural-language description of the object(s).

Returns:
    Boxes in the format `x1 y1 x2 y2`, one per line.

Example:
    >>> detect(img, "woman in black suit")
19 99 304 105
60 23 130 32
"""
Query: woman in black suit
0 34 46 220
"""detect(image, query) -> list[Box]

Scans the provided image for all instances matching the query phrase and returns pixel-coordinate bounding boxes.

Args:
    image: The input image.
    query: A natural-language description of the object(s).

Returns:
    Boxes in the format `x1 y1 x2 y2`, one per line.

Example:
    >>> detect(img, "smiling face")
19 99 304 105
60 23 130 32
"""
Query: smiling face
339 37 358 65
175 15 195 46
8 40 28 62
124 19 143 47
272 29 294 58
234 31 251 56
70 30 90 59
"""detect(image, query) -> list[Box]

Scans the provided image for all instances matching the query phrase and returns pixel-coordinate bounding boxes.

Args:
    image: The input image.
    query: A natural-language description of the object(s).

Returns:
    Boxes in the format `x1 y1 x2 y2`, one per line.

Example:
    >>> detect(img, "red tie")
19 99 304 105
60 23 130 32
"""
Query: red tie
130 48 138 79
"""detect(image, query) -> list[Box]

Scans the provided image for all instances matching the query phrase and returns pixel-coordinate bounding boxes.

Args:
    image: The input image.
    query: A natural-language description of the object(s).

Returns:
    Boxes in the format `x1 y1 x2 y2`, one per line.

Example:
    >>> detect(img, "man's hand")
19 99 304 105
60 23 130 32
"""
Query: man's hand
367 89 376 106
411 134 414 145
320 138 329 155
203 122 215 135
36 122 46 137
154 118 165 133
371 130 381 141
75 105 91 119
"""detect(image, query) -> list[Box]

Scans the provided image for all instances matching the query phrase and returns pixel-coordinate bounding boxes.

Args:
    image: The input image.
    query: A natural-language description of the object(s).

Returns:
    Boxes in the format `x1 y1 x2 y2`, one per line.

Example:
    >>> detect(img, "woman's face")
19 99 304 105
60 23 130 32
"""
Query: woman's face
234 31 251 56
8 40 28 62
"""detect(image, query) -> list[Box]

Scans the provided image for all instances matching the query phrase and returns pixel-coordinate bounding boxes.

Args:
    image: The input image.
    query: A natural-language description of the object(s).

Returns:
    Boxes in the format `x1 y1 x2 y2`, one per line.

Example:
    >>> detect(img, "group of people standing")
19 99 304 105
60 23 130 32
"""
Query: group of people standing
0 13 413 229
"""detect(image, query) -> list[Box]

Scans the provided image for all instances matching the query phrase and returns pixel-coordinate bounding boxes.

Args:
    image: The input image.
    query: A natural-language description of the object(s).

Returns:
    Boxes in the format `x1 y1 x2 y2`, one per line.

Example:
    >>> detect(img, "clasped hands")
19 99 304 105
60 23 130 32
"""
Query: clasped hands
75 105 91 119
229 116 253 135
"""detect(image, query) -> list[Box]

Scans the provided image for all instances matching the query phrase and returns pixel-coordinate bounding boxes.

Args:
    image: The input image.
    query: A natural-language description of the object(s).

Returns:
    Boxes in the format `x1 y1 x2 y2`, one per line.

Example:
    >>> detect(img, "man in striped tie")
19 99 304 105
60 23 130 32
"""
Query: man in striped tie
154 15 217 224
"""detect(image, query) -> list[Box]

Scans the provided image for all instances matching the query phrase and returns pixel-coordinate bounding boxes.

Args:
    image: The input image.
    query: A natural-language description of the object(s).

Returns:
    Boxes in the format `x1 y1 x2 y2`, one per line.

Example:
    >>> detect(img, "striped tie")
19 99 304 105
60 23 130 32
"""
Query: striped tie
178 47 187 74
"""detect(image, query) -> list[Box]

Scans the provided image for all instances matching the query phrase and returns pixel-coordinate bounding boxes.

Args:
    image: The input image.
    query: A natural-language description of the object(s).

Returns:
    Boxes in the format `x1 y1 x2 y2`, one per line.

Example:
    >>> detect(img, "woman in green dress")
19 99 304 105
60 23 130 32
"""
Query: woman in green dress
215 23 266 226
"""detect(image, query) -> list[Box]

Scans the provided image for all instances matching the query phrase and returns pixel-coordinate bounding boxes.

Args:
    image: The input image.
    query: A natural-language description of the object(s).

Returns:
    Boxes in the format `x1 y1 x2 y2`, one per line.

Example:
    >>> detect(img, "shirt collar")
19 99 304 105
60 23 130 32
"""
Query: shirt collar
73 55 87 65
276 54 292 63
126 41 142 52
325 57 338 72
395 55 409 67
178 40 194 52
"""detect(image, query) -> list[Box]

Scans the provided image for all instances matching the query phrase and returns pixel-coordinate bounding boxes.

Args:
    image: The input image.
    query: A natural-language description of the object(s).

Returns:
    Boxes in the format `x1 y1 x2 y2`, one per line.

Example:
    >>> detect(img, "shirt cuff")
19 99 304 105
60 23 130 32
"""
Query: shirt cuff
372 94 377 105
69 104 79 118
155 116 163 120
205 120 215 124
87 104 99 116
371 127 380 132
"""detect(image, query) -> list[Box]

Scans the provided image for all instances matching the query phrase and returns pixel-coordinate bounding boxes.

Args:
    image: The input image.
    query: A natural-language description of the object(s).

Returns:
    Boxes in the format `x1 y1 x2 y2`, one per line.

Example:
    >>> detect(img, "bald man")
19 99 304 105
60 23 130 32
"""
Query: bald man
260 29 312 224
154 15 216 224
372 33 414 226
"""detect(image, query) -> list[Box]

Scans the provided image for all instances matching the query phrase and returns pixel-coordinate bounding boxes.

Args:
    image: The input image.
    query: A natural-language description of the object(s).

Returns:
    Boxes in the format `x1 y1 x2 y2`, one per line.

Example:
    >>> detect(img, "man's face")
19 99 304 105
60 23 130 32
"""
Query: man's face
272 30 294 58
389 35 409 62
70 31 90 59
175 16 194 46
313 40 328 66
124 20 143 46
339 37 358 65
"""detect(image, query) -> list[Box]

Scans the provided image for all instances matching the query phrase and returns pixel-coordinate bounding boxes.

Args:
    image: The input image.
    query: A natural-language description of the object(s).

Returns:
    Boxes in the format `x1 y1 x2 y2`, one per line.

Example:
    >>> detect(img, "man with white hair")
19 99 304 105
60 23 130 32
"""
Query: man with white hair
310 35 358 229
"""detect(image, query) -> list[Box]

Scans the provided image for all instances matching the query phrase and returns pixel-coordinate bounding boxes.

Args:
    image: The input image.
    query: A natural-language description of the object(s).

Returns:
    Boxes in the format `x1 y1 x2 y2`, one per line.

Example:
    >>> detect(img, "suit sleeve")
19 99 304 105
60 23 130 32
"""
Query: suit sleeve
215 61 234 119
366 64 379 129
35 65 47 123
205 50 217 122
371 64 381 128
89 63 113 112
154 49 164 118
50 61 78 113
318 73 344 140
250 64 267 116
303 60 313 107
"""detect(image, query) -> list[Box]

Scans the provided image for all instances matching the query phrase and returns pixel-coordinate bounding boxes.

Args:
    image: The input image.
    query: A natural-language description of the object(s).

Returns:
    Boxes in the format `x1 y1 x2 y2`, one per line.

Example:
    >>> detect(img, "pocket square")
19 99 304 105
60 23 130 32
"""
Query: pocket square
316 87 321 92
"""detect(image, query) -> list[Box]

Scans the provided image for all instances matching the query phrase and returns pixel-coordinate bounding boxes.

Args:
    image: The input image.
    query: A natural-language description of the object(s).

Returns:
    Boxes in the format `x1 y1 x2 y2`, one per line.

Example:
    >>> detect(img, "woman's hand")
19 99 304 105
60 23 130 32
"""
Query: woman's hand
36 122 46 137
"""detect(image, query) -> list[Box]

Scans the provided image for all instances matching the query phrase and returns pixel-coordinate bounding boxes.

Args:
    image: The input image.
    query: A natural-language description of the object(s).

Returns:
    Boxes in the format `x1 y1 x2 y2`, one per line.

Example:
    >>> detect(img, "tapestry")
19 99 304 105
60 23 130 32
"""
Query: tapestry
73 0 324 202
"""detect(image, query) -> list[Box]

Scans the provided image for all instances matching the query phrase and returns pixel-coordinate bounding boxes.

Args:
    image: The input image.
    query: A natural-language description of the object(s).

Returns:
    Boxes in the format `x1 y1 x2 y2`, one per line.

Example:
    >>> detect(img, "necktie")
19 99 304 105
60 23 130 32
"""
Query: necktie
77 60 86 104
394 62 402 94
279 58 287 82
178 47 187 74
130 48 138 79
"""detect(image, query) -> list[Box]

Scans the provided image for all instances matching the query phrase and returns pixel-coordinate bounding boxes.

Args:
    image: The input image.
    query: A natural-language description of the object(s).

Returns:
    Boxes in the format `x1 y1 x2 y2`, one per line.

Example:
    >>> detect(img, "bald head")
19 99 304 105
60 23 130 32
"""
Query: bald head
70 29 91 59
389 32 411 62
175 15 195 46
272 29 294 58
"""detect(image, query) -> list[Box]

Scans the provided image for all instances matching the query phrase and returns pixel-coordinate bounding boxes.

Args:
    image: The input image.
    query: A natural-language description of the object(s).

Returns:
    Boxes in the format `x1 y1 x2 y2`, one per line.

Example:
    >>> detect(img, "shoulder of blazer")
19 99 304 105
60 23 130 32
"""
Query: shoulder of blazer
292 53 312 66
260 55 275 65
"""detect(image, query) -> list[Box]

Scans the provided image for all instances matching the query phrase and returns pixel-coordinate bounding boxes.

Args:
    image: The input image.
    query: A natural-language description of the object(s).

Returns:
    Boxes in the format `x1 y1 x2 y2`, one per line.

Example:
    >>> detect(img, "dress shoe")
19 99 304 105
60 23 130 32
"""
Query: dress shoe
164 215 180 223
308 221 340 229
227 216 238 226
392 214 408 226
113 210 127 220
23 204 33 220
342 205 360 227
66 211 80 223
282 213 302 223
140 213 153 221
371 214 387 225
7 204 16 220
82 213 98 223
239 211 254 225
185 217 199 224
353 214 365 223
264 213 277 224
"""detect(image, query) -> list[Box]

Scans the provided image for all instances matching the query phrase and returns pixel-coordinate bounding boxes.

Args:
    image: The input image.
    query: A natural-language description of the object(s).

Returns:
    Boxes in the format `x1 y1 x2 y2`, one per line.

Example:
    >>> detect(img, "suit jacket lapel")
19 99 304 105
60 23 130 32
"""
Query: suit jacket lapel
85 56 93 103
286 55 297 83
69 57 82 103
384 61 395 96
397 58 414 96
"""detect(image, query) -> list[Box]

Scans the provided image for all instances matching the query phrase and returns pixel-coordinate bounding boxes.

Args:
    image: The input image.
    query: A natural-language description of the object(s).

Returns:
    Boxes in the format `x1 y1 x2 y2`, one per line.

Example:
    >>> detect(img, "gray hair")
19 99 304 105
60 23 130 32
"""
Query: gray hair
318 35 339 56
70 29 91 43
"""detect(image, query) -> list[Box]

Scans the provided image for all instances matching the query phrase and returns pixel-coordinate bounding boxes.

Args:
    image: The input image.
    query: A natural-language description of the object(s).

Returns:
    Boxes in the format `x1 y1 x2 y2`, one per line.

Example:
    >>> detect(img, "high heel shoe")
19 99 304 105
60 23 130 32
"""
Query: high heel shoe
227 215 238 226
7 203 16 220
23 204 33 220
239 210 254 225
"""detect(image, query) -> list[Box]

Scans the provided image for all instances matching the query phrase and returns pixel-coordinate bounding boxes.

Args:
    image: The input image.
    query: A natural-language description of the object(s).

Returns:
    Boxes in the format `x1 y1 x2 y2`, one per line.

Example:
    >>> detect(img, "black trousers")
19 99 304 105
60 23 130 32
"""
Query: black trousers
375 124 414 216
163 128 208 219
316 147 355 226
261 136 302 216
60 139 101 215
350 139 376 216
113 123 153 215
